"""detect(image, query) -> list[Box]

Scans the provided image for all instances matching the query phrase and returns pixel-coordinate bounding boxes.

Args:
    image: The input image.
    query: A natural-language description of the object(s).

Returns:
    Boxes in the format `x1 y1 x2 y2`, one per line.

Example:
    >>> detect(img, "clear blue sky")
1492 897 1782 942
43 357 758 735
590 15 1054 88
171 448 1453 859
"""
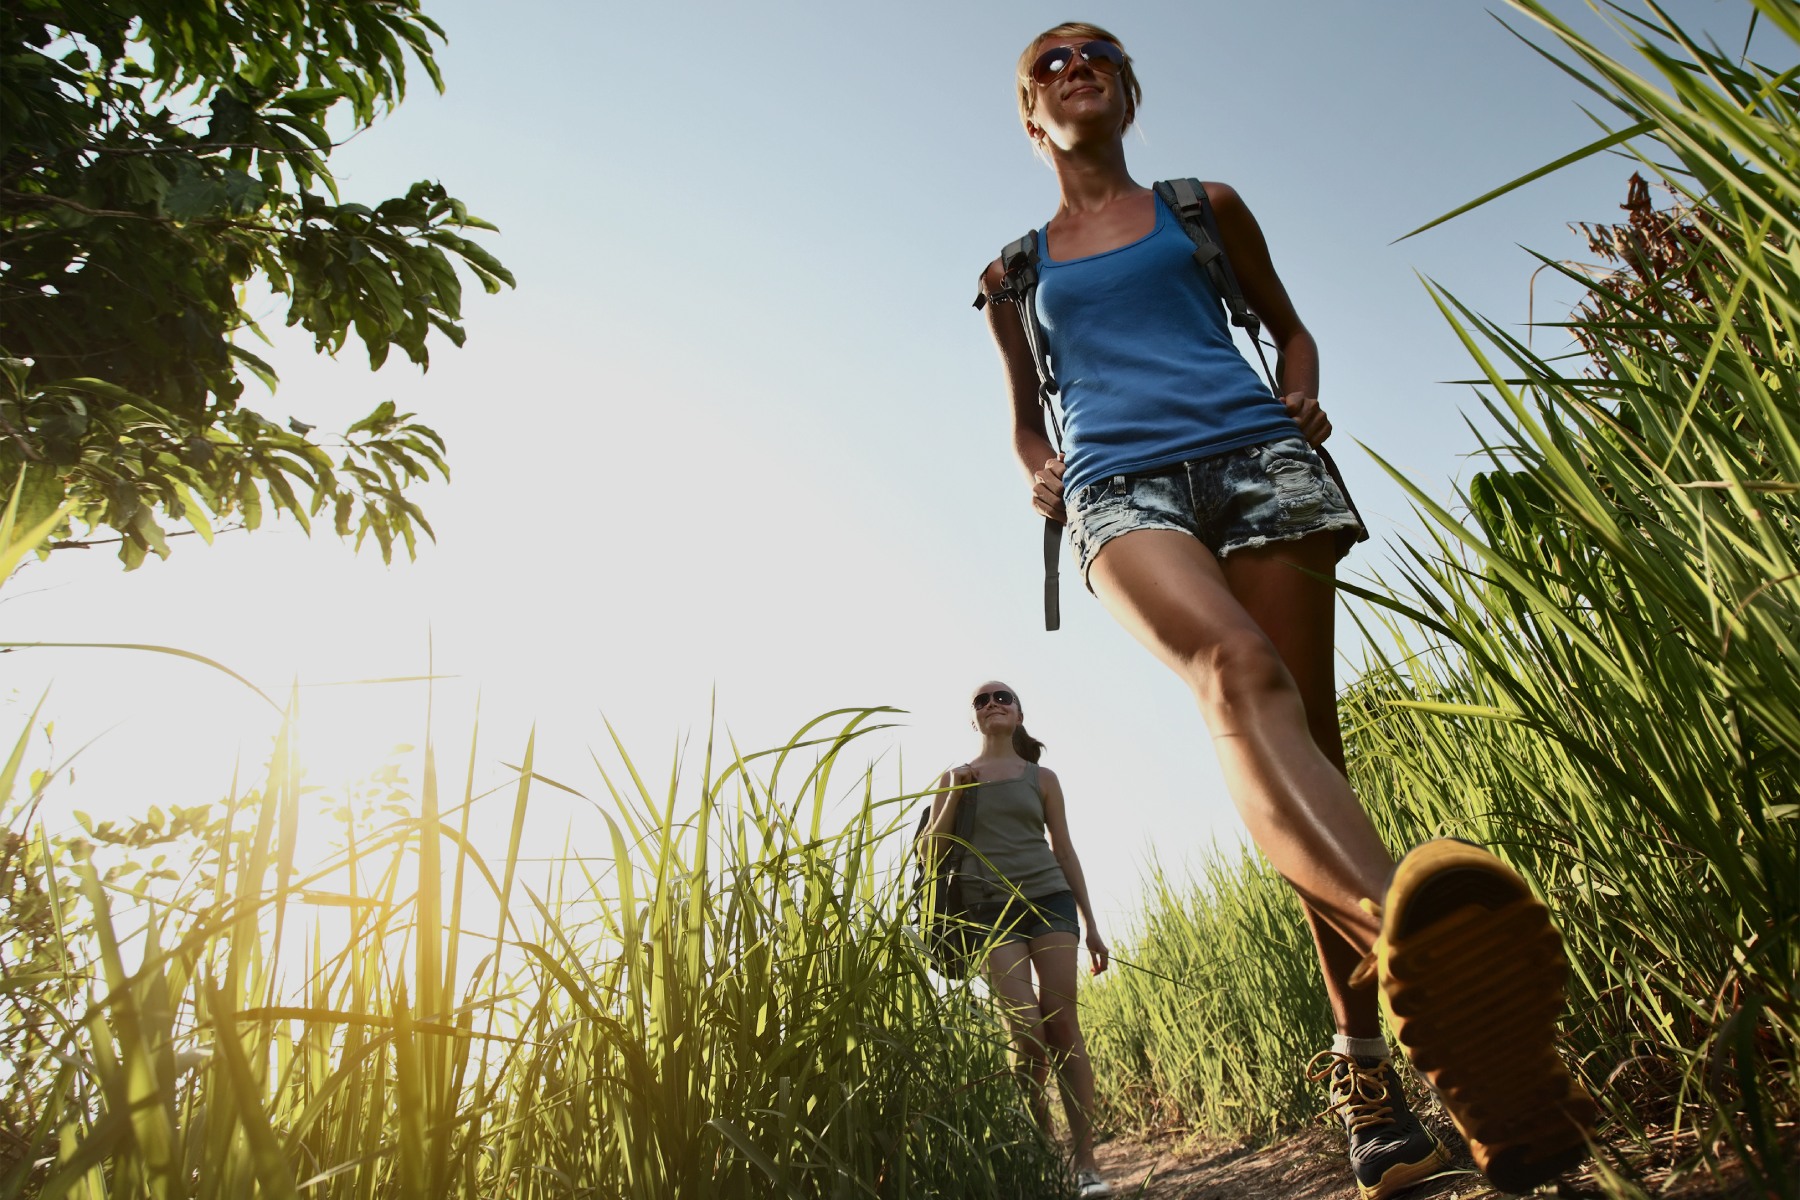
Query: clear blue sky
3 1 1766 927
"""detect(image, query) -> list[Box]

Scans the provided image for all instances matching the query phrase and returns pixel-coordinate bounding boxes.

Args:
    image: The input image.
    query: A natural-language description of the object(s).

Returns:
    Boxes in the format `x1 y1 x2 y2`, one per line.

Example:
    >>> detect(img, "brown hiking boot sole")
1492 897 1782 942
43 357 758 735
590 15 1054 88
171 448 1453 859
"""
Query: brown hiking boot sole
1375 841 1598 1194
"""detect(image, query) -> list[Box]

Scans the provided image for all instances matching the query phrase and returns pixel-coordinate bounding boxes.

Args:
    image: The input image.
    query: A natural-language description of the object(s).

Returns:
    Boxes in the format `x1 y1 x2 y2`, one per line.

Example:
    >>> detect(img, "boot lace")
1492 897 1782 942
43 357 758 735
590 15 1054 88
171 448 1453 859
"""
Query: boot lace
1306 1050 1395 1135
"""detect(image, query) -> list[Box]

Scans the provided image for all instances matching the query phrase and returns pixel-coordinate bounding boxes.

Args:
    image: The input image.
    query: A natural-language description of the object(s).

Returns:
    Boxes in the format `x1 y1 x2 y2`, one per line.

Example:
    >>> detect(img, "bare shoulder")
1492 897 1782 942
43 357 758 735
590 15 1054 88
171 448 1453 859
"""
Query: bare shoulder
1035 764 1063 791
1201 180 1247 216
979 256 1006 296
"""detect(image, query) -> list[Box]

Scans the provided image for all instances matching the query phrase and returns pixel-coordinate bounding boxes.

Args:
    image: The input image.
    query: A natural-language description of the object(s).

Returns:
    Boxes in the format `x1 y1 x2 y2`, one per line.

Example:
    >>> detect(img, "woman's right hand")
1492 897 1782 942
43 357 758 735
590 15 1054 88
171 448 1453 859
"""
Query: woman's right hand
1032 455 1067 523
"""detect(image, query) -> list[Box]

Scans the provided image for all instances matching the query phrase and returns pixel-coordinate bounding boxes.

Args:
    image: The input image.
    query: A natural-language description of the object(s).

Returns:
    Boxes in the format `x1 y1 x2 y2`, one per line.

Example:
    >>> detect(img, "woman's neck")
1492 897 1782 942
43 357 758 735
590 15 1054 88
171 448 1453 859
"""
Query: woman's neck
977 731 1023 763
1050 137 1139 216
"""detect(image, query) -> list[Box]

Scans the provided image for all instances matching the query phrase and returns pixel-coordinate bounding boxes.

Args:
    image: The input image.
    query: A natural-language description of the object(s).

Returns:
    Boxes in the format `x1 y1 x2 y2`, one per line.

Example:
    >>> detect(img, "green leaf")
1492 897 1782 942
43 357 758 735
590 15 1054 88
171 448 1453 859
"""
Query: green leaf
0 473 77 585
2 0 499 573
1397 119 1656 241
165 170 226 221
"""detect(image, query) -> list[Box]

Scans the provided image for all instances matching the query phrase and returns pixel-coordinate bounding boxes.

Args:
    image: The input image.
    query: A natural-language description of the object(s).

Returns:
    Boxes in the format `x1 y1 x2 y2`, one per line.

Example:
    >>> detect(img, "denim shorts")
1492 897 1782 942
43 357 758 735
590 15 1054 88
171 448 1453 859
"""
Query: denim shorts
965 889 1080 946
1065 436 1364 588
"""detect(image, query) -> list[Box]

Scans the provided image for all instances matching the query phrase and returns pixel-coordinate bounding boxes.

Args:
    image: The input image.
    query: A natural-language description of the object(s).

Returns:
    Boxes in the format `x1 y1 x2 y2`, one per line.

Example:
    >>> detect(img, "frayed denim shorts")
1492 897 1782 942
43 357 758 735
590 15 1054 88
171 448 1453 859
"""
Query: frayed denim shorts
966 889 1080 946
1065 436 1364 589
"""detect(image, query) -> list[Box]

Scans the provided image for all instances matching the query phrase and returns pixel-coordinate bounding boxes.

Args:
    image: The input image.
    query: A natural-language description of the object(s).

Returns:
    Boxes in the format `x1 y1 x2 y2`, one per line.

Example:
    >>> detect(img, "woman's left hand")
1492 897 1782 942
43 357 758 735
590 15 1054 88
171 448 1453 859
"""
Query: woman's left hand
1282 391 1332 446
1085 929 1110 976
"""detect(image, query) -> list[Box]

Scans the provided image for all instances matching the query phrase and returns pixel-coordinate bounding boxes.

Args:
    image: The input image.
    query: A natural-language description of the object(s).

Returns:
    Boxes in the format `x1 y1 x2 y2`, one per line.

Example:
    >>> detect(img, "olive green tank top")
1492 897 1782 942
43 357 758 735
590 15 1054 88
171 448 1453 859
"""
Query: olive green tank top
964 763 1069 901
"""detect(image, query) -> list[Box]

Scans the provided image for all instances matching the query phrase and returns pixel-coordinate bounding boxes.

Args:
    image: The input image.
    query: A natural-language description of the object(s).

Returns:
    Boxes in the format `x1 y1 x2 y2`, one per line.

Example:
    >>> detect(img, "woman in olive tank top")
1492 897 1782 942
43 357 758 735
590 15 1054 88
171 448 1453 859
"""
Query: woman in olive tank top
921 681 1110 1194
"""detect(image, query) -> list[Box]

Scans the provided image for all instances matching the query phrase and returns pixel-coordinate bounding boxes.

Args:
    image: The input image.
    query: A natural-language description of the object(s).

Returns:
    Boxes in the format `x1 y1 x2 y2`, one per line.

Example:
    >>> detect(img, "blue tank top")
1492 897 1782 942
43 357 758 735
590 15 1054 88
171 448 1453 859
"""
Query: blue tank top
1036 191 1300 499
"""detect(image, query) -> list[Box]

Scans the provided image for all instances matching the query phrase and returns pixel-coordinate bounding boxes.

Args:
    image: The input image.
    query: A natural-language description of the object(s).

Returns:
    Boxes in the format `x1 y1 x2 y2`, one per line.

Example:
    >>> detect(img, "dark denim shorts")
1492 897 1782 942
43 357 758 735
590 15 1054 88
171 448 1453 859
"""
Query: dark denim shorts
1065 436 1364 589
966 889 1080 946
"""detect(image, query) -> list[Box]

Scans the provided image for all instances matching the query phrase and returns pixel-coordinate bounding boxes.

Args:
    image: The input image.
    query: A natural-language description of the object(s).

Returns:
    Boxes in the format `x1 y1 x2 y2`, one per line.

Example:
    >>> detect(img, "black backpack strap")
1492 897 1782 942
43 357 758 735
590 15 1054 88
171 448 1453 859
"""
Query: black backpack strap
977 230 1066 631
909 803 932 893
997 232 1063 425
1155 179 1369 551
1154 179 1279 396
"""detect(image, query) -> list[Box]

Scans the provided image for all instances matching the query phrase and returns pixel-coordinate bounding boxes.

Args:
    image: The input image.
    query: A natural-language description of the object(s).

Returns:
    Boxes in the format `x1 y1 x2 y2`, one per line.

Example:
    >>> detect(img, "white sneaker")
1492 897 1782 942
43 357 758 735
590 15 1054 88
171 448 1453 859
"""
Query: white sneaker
1076 1168 1112 1198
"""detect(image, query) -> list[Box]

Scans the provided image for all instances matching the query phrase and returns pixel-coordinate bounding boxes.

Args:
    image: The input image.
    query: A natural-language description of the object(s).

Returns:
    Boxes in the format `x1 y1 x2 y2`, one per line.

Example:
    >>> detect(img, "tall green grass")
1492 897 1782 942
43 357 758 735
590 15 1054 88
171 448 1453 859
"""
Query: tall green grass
1084 1 1798 1192
1079 853 1326 1141
0 701 1073 1199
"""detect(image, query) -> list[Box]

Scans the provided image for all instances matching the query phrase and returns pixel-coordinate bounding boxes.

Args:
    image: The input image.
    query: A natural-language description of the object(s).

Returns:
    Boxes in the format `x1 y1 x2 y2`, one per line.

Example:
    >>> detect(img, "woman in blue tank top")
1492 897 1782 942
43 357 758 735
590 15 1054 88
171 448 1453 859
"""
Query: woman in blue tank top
976 22 1594 1200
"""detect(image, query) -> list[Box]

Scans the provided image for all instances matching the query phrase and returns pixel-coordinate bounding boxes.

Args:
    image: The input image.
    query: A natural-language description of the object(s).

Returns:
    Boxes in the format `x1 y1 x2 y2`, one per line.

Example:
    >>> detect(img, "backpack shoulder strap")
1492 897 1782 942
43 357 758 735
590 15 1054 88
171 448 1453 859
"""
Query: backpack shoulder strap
973 230 1066 633
1153 179 1280 396
952 782 979 840
1155 180 1370 552
1153 179 1250 328
909 802 933 891
982 232 1062 415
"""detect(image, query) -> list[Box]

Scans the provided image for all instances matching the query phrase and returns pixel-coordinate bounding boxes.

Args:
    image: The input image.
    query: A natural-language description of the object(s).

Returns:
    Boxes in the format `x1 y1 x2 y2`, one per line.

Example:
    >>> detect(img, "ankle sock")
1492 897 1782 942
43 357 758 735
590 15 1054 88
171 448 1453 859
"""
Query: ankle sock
1332 1034 1391 1060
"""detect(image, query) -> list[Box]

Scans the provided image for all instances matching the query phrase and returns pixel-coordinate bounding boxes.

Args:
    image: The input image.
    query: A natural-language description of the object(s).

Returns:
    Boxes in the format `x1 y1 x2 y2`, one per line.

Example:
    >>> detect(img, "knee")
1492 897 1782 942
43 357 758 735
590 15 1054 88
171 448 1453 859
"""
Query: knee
1008 1013 1049 1061
1039 1003 1082 1053
1012 1037 1049 1075
1182 631 1295 722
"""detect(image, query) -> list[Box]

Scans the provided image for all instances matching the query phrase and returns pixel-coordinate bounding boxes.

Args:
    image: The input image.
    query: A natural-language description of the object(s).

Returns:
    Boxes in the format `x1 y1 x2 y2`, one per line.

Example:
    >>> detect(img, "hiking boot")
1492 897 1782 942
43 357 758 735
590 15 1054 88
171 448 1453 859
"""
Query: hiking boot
1309 1050 1450 1199
1356 839 1598 1193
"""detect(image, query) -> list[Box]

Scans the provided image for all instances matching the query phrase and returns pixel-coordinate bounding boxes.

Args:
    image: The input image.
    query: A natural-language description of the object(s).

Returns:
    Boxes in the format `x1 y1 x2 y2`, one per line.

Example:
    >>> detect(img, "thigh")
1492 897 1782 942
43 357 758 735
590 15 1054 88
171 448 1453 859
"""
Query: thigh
1221 531 1343 762
1088 527 1277 680
1026 933 1082 1017
985 940 1041 1029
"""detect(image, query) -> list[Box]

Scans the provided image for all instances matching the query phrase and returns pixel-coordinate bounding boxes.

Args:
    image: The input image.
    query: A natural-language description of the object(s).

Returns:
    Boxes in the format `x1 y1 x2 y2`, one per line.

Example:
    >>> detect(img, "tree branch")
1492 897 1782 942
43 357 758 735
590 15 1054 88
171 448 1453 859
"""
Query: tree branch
1 190 285 234
50 523 244 550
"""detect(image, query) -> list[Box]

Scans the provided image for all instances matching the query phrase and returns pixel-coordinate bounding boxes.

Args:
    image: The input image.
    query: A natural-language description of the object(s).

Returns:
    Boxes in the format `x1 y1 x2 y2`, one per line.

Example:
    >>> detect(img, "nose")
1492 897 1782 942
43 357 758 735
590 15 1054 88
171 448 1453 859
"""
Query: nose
1063 49 1097 83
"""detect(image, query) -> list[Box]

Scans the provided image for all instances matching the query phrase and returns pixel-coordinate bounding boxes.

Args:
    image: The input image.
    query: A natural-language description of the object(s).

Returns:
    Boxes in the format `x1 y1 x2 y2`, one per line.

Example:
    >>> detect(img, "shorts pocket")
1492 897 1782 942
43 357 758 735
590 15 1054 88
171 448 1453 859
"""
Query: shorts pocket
1259 442 1325 523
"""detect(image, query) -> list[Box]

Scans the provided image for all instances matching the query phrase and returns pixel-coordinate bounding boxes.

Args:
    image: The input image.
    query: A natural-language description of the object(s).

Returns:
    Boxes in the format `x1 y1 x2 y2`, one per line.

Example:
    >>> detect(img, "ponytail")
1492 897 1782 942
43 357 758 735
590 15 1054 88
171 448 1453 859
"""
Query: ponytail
1012 725 1045 763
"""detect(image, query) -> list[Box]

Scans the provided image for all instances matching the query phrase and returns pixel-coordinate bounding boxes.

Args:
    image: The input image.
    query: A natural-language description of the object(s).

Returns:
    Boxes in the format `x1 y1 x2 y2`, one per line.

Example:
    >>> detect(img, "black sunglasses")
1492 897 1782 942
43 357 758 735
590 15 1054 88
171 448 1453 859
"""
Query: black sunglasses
972 689 1017 709
1029 40 1125 86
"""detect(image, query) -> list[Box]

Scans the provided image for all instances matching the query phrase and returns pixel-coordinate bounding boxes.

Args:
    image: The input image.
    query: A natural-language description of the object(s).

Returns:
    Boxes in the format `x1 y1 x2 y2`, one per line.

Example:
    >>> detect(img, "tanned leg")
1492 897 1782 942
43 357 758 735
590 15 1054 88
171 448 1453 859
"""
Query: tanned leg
1088 528 1391 952
1221 531 1383 1039
1028 932 1099 1170
986 940 1052 1136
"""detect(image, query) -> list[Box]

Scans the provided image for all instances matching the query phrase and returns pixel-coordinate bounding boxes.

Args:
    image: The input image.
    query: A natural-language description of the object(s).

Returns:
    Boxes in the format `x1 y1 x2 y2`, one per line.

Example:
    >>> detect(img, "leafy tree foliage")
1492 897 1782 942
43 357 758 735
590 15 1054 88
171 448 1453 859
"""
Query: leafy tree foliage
0 0 513 569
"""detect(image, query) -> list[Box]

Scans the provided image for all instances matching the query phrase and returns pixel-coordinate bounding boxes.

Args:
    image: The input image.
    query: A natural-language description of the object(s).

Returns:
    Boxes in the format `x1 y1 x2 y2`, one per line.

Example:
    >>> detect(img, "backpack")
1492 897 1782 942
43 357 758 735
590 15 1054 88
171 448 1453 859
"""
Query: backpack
908 785 984 979
973 178 1369 631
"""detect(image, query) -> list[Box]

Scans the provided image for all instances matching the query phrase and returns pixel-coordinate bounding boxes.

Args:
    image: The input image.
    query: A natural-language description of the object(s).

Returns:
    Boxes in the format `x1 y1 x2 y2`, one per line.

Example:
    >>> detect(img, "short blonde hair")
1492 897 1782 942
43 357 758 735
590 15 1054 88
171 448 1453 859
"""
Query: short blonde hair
1016 22 1143 140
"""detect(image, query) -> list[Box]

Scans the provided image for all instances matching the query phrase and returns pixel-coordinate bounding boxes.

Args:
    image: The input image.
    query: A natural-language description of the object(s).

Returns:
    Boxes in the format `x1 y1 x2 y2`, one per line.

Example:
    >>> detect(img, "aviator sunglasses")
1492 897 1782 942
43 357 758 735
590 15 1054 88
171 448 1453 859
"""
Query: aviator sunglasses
972 689 1017 709
1029 40 1125 86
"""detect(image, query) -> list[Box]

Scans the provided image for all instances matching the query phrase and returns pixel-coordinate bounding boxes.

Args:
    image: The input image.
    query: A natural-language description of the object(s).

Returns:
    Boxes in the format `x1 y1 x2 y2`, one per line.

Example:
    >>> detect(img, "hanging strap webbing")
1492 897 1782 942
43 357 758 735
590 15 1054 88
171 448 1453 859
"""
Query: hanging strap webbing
1153 179 1370 548
1153 179 1278 390
976 230 1065 631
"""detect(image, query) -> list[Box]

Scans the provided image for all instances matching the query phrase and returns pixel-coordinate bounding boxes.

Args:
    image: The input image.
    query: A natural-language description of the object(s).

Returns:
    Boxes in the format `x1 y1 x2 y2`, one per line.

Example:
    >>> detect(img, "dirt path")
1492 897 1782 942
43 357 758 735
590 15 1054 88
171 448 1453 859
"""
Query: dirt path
1090 1122 1770 1200
1092 1125 1511 1200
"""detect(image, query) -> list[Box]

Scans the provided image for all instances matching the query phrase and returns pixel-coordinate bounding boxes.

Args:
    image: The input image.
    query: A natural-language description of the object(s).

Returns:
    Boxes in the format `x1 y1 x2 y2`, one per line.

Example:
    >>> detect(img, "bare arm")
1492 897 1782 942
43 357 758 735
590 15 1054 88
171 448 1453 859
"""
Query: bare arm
1038 765 1110 975
980 260 1067 522
1205 183 1330 446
